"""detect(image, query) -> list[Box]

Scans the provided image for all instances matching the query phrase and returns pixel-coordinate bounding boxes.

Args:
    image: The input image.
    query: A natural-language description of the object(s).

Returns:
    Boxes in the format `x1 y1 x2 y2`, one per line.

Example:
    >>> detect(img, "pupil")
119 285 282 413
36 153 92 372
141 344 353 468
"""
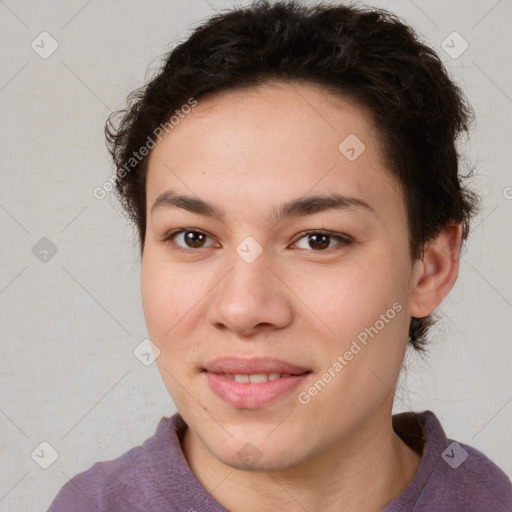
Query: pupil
310 234 329 250
186 232 205 248
183 232 332 250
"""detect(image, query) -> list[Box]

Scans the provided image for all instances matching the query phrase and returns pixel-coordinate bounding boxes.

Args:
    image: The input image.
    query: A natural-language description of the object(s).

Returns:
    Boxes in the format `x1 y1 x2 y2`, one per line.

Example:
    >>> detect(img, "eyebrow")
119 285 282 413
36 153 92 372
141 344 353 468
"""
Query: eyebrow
150 190 375 224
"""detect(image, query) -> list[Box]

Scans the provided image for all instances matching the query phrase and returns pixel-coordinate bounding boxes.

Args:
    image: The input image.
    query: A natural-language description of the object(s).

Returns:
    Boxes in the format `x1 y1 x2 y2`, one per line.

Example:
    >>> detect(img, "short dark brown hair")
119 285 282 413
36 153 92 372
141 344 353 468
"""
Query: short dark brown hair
105 0 479 349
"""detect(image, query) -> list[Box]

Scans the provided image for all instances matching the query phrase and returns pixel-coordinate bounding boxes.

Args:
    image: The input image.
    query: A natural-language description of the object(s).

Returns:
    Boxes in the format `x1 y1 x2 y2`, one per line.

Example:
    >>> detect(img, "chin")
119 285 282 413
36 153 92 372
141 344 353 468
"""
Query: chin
203 430 309 473
213 447 302 473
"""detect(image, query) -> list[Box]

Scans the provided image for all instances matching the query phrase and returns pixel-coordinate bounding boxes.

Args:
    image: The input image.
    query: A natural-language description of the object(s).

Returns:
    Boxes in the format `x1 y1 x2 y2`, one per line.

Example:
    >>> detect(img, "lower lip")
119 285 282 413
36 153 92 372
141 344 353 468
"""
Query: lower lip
205 372 309 408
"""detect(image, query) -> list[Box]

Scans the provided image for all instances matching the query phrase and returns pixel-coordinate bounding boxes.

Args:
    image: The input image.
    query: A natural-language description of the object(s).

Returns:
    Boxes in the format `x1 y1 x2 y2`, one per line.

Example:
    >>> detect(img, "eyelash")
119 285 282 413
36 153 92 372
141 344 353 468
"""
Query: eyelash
161 228 352 254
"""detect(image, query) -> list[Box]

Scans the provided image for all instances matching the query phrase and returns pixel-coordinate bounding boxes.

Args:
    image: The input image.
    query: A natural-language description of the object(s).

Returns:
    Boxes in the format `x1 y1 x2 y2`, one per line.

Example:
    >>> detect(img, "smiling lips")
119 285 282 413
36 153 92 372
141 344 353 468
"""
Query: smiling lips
203 356 311 408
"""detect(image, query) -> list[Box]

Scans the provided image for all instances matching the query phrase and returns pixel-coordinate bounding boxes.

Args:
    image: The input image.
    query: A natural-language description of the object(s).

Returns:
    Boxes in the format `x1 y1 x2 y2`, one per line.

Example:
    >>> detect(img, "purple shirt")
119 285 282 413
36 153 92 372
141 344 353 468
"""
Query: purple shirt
47 410 512 511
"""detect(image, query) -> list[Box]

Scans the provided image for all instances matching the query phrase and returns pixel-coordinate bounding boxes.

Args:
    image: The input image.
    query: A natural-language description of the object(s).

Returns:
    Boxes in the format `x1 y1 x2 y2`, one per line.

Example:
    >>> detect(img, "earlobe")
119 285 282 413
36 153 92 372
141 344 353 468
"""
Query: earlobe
408 223 463 319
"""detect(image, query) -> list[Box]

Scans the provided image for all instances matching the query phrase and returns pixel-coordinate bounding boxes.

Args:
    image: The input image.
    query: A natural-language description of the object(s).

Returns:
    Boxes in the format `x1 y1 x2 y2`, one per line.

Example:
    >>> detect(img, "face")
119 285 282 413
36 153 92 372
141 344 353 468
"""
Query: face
141 81 416 471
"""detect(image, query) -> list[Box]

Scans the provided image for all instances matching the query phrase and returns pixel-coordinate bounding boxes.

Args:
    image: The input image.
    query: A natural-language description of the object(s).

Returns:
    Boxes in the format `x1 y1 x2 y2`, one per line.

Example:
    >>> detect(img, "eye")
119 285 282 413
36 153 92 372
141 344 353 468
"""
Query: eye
292 230 351 252
163 229 216 251
162 229 351 253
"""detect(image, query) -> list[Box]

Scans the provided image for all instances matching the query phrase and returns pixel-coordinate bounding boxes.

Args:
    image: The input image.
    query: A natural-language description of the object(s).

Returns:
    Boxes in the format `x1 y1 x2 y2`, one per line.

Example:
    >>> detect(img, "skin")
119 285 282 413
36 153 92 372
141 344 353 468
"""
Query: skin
141 80 462 512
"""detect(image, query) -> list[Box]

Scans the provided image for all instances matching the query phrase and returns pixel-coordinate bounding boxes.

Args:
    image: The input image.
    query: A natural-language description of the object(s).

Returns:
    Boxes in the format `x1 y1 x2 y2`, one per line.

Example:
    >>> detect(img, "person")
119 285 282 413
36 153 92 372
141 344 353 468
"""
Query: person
48 1 512 510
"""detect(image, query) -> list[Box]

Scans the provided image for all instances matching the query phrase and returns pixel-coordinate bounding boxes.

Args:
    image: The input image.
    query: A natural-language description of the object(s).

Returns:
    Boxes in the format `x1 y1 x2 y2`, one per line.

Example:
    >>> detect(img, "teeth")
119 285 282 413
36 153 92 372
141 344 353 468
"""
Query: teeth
228 373 292 383
248 373 268 383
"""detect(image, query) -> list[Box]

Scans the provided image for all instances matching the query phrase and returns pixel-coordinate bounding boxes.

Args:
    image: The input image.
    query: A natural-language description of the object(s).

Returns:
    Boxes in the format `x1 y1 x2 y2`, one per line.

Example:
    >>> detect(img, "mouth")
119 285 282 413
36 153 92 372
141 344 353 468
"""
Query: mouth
203 356 311 375
202 357 312 408
220 372 297 382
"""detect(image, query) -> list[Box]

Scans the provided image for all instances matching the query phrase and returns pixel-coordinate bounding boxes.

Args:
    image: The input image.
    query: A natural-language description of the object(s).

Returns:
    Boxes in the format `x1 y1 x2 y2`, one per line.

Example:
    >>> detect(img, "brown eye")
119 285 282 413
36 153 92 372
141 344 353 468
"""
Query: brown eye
307 233 331 250
293 231 351 252
164 230 215 250
183 231 207 248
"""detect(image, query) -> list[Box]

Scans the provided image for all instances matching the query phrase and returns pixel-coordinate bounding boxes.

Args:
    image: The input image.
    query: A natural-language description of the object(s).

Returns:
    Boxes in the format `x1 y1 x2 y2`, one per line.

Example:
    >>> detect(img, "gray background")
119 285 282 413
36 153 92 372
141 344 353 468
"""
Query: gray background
0 0 511 510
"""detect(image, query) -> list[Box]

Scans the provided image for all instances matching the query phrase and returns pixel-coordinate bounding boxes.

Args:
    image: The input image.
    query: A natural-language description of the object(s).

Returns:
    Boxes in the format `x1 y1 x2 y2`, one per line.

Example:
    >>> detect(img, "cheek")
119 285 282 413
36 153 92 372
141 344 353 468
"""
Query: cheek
296 257 406 334
296 254 411 396
141 245 197 328
140 249 216 367
141 251 192 341
140 252 201 400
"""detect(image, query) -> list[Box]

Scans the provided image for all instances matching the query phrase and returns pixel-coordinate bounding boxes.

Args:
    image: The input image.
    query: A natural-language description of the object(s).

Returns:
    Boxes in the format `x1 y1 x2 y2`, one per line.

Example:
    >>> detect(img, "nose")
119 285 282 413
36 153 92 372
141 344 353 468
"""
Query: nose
206 250 293 338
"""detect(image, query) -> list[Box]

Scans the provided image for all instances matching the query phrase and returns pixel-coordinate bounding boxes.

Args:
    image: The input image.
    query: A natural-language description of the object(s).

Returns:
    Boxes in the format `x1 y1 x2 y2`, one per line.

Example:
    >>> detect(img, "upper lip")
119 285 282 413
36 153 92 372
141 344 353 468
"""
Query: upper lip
203 356 311 375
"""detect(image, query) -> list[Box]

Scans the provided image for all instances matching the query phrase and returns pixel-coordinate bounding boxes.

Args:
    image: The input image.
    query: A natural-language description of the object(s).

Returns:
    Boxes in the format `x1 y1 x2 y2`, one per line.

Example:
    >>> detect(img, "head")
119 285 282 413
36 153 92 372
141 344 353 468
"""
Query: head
105 1 478 470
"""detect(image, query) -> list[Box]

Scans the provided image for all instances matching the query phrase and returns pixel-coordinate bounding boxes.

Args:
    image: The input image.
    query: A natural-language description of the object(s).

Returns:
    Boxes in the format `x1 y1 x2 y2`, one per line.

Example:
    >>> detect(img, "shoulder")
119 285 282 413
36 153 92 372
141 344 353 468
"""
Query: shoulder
47 416 179 512
391 410 512 512
48 446 143 511
432 440 512 511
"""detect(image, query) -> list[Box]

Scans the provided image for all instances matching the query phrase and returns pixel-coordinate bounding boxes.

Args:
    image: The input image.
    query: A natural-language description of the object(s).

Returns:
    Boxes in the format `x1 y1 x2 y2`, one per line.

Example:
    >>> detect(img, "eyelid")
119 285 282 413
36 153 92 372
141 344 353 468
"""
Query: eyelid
161 228 218 251
161 228 352 252
290 229 352 251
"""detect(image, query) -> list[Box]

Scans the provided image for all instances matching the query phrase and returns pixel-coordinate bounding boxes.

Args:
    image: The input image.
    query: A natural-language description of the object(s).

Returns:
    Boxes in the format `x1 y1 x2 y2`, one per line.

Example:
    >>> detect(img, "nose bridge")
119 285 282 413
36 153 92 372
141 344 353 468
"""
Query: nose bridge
234 234 266 267
224 238 273 300
208 239 292 334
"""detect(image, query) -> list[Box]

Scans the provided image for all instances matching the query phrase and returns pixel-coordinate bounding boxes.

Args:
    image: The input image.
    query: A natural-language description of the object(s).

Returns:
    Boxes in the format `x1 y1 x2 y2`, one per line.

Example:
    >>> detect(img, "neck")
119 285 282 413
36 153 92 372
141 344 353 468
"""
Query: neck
182 404 422 512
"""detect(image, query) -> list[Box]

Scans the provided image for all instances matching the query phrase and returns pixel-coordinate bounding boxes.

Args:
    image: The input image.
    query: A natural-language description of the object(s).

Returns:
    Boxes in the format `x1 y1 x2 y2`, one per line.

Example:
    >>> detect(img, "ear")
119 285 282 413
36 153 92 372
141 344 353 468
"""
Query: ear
408 223 463 318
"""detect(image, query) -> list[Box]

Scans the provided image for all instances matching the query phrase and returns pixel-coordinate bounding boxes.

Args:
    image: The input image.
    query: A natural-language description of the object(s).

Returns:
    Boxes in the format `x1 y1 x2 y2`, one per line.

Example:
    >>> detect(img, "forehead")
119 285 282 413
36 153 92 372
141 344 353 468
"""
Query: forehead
146 81 403 224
